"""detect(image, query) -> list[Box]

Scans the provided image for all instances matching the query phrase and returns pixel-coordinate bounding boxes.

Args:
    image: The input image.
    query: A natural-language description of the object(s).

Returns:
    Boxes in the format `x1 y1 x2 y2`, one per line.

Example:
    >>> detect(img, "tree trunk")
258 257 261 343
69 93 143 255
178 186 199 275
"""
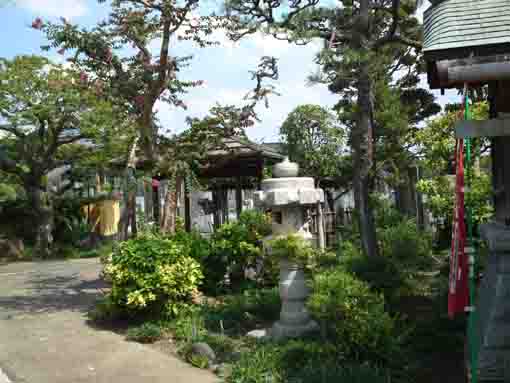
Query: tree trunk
352 39 378 257
118 137 139 241
28 184 53 258
160 177 182 234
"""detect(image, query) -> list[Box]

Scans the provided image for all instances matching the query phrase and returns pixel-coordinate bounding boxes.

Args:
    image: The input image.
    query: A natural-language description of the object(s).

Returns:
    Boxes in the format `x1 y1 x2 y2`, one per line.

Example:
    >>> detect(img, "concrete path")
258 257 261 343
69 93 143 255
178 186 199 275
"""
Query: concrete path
0 258 217 383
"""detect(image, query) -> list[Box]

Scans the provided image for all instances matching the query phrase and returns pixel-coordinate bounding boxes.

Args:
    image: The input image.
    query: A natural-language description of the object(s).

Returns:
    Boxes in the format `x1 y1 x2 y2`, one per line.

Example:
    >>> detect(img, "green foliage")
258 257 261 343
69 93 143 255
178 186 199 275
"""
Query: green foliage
307 269 402 365
416 101 493 229
228 340 392 383
343 204 434 300
379 219 433 269
52 196 89 245
188 353 210 369
204 210 271 293
268 234 315 266
102 234 203 317
126 322 163 343
204 288 280 333
280 104 345 183
0 182 17 203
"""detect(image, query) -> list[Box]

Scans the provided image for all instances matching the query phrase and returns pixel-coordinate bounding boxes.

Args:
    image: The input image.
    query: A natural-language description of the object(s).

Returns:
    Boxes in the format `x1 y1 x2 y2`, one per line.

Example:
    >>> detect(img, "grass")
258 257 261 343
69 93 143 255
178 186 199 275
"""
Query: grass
126 322 163 343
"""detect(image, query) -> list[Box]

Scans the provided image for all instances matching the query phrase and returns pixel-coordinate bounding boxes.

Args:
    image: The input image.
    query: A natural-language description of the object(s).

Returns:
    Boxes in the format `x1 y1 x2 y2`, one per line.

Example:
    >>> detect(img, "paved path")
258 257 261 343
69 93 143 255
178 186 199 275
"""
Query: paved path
0 258 217 383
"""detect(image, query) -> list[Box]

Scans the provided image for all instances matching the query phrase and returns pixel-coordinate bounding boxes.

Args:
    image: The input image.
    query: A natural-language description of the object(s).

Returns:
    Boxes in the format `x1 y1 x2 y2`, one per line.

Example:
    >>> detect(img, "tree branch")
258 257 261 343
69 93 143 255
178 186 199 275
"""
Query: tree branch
0 124 25 139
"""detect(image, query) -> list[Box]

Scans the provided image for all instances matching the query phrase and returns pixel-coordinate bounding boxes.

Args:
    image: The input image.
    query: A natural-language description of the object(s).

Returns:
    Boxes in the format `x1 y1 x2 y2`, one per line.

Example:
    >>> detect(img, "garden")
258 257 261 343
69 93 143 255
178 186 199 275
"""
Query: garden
0 0 496 382
86 206 474 383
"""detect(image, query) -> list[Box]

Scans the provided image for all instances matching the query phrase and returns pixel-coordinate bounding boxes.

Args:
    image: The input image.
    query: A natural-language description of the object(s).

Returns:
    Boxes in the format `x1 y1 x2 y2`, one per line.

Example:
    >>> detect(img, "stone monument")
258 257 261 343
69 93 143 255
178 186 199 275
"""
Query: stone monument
253 157 324 339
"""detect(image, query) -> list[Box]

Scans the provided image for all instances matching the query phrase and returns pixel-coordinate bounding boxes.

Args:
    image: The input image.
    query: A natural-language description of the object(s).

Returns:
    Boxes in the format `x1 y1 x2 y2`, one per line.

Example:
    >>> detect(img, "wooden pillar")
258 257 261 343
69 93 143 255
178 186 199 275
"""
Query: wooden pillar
152 182 160 225
212 188 220 229
184 186 191 232
144 178 153 222
491 80 510 223
236 178 243 219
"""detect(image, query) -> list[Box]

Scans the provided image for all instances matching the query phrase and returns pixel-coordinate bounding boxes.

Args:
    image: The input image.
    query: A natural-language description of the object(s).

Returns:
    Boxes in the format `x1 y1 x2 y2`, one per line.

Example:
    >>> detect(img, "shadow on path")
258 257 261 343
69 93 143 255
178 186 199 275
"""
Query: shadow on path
0 270 108 317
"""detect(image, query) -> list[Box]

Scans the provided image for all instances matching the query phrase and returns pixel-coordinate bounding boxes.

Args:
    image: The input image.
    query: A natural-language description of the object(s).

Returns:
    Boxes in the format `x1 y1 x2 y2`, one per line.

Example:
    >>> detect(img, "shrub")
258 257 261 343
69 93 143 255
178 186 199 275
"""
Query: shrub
268 234 314 265
379 219 433 270
204 210 271 293
342 250 405 302
307 269 403 365
228 340 392 383
102 233 203 317
126 322 163 343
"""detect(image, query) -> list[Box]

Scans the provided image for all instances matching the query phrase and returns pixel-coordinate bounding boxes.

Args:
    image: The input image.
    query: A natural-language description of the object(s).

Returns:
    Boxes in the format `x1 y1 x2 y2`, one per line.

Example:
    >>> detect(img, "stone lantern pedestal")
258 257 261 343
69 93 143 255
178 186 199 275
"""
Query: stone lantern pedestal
252 158 323 339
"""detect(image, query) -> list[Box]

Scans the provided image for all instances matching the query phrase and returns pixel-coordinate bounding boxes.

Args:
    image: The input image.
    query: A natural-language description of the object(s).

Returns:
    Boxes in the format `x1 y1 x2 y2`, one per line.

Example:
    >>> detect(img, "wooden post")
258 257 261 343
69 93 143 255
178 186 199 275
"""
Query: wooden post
212 188 220 229
184 183 191 232
152 180 160 225
492 80 510 223
236 178 243 219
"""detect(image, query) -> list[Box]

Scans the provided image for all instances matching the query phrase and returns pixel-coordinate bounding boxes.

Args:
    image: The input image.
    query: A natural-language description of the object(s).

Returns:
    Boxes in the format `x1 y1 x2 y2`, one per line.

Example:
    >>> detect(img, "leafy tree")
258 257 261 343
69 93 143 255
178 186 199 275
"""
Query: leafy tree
415 102 492 245
280 104 345 181
280 104 348 210
37 0 226 163
35 0 230 239
225 0 424 257
0 55 120 256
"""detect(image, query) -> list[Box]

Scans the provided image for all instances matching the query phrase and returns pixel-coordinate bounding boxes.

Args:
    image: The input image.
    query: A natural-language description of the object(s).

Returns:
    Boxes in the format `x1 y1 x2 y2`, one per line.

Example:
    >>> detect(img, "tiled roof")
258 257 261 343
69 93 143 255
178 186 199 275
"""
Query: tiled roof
423 0 510 53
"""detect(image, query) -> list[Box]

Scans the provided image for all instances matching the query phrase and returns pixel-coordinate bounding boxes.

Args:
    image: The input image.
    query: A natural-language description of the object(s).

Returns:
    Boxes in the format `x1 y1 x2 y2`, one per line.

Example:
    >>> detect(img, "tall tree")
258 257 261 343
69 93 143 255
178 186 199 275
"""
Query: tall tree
0 55 120 256
38 0 225 163
225 0 423 257
280 104 347 208
36 1 229 238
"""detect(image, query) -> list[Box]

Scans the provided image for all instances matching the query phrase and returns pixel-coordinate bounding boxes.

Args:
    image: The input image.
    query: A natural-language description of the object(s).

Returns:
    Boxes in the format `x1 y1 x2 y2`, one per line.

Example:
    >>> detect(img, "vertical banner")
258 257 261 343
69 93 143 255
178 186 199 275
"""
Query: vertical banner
448 138 469 318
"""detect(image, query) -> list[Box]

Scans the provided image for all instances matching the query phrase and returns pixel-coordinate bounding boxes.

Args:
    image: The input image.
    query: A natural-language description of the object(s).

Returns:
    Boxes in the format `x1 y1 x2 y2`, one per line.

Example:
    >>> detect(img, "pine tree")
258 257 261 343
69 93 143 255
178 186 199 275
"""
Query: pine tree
225 0 423 257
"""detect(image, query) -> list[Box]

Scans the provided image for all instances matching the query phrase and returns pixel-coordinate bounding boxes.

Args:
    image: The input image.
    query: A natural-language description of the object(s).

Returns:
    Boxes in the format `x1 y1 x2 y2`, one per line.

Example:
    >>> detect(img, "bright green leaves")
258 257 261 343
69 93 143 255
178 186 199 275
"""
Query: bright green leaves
415 101 493 226
103 234 204 314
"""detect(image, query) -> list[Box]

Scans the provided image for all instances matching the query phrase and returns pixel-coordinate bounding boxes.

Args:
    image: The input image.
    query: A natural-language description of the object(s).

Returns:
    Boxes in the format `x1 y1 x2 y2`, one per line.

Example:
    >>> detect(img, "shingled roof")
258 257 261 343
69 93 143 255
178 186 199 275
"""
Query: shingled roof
423 0 510 60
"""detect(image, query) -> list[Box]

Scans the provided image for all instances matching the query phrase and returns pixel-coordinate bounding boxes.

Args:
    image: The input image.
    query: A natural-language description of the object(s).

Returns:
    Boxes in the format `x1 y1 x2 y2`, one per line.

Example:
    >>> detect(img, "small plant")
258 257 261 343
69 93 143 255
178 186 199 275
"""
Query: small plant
188 353 210 369
126 323 163 343
268 234 314 267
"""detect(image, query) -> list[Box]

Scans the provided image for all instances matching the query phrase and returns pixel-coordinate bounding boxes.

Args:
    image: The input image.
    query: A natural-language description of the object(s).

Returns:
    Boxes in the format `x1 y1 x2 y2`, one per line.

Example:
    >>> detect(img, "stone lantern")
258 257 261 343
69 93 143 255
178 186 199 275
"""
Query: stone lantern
253 157 324 339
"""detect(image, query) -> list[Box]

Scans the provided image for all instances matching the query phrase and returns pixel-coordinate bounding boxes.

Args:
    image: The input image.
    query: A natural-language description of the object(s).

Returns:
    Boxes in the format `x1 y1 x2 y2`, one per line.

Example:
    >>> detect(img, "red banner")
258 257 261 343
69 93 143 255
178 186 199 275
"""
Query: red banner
448 139 469 318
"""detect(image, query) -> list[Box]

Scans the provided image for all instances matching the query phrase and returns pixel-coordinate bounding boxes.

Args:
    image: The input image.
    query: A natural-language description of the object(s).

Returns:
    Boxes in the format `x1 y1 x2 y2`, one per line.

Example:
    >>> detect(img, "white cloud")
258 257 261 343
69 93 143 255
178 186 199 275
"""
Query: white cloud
18 0 88 19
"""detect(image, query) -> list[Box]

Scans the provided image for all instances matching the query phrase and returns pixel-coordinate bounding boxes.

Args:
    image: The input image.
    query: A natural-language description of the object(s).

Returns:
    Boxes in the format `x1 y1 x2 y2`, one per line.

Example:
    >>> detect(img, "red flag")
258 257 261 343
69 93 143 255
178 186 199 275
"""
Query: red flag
448 139 469 318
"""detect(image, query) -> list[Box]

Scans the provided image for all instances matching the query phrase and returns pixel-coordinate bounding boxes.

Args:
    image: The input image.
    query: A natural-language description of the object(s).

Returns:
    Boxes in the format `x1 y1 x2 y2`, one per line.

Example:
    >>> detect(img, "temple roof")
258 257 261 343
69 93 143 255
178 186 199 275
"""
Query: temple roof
423 0 510 61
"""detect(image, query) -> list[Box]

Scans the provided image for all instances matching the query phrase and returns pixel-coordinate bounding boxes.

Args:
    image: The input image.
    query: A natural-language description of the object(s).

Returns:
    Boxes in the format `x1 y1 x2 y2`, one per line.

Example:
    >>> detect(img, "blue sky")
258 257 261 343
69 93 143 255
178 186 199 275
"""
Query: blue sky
0 0 459 143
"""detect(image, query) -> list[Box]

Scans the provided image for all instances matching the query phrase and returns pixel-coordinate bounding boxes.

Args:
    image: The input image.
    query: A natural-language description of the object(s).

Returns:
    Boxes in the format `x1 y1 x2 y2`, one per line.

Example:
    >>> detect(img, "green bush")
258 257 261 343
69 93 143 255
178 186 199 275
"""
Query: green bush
307 269 403 365
126 322 163 343
379 219 433 270
342 250 404 302
204 210 271 293
228 340 391 383
102 233 203 317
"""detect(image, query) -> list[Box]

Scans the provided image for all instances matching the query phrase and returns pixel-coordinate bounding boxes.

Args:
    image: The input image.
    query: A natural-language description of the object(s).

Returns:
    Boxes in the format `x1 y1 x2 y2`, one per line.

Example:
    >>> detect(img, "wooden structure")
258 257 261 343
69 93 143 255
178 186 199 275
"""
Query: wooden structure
424 0 510 222
113 135 284 230
424 1 510 381
196 136 284 228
